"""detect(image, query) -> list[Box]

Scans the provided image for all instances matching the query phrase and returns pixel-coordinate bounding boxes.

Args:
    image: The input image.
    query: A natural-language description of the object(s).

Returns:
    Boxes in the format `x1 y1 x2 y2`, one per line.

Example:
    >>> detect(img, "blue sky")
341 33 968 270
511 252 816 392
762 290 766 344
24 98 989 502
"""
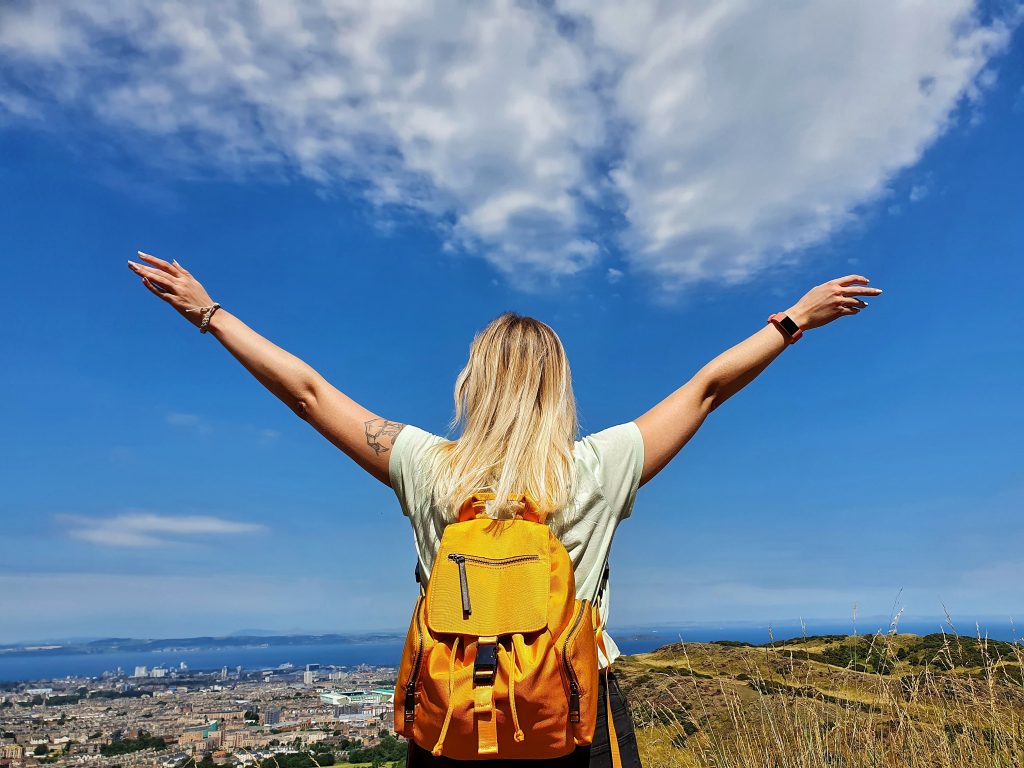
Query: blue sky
1 2 1022 644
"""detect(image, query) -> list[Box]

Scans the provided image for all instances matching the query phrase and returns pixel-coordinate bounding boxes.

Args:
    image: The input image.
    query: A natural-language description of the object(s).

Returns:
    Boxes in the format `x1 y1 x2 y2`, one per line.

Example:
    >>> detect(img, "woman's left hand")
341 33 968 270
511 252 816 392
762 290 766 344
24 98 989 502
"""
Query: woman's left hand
127 251 217 329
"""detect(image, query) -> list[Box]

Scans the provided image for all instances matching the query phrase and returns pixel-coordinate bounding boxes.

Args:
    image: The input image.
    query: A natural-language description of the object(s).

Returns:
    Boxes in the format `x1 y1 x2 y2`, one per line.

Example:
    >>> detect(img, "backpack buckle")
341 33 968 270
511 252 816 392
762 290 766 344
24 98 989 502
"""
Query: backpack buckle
473 637 498 685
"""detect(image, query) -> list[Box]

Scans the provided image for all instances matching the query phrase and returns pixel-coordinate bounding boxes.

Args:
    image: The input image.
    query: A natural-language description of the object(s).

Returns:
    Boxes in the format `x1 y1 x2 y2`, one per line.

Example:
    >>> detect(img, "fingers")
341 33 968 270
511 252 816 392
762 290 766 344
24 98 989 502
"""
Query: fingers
136 250 180 276
129 261 176 289
799 275 883 326
835 274 869 286
842 285 884 297
140 276 173 302
838 296 869 309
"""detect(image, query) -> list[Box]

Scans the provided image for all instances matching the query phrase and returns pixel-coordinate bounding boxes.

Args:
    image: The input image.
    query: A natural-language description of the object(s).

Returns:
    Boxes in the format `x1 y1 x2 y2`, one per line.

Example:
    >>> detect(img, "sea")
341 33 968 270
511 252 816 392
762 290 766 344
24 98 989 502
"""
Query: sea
2 620 1019 683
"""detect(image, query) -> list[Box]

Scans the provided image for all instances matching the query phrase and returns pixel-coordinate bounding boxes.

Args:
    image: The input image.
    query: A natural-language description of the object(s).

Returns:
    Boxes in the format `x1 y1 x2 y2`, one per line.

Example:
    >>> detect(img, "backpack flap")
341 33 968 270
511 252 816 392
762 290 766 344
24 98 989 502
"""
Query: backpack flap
427 517 551 637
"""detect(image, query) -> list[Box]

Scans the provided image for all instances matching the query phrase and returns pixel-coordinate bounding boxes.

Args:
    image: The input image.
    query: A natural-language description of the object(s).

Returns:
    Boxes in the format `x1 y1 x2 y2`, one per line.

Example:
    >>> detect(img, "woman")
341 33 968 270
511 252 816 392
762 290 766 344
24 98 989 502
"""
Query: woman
127 252 882 766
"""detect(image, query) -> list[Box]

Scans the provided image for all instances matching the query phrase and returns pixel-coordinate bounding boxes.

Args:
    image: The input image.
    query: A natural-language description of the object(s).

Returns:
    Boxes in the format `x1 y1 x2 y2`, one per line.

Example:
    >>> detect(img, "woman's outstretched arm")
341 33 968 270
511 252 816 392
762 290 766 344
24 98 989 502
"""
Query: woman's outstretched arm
127 251 403 486
633 274 884 488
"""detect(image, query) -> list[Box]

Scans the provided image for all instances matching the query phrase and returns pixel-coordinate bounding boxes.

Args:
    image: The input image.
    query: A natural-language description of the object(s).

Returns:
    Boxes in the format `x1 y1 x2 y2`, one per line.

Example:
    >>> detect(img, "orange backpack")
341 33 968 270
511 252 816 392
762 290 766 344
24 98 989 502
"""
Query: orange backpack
394 491 618 762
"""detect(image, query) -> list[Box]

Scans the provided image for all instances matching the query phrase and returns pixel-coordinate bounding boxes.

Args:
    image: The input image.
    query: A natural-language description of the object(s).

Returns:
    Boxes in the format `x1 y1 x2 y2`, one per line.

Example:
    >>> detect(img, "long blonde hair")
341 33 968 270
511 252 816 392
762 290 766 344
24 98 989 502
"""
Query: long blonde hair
422 312 580 525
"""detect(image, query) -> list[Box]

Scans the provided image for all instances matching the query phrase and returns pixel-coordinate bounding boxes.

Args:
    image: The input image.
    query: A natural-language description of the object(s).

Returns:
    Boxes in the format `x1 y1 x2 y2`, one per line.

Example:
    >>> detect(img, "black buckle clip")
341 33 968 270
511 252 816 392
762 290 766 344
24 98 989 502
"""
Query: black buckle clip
473 641 497 685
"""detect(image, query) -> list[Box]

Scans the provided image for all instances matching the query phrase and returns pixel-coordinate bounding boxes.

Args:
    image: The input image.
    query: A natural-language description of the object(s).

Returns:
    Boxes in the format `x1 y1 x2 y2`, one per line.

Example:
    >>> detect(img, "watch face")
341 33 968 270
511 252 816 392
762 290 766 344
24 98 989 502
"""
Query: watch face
780 315 800 335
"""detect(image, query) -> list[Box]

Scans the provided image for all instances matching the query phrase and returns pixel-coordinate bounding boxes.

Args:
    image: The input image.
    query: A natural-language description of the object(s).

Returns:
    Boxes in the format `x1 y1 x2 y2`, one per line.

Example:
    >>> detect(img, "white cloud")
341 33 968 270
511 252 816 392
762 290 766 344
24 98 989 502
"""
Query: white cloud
569 1 1014 295
165 411 212 434
165 412 200 426
56 510 268 547
258 428 281 443
0 1 1017 295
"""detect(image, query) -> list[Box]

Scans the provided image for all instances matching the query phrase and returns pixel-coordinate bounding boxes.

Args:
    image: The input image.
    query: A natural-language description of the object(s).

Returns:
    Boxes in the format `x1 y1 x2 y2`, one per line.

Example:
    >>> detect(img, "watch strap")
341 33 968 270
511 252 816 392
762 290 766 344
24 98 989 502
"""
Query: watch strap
768 312 803 343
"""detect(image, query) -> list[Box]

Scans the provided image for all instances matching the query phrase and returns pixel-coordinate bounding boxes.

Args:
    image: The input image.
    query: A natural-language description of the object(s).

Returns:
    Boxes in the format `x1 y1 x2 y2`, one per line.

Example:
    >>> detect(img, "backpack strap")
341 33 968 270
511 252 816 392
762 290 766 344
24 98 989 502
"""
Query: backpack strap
600 662 623 768
590 556 623 768
591 558 611 604
413 560 426 596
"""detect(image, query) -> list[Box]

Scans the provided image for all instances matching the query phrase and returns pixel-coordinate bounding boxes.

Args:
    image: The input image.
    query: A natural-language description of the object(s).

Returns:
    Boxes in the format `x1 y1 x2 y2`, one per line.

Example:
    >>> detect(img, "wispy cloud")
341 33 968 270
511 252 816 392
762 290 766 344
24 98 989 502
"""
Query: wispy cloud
165 411 212 434
165 412 200 427
0 571 411 643
610 567 1024 630
56 510 268 548
0 1 1017 296
258 428 281 444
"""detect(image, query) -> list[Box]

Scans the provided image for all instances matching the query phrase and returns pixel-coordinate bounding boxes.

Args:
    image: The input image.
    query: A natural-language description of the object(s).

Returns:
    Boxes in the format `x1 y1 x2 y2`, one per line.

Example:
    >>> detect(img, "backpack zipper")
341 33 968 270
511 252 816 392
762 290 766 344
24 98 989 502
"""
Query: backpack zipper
404 593 425 724
447 553 542 616
563 600 588 723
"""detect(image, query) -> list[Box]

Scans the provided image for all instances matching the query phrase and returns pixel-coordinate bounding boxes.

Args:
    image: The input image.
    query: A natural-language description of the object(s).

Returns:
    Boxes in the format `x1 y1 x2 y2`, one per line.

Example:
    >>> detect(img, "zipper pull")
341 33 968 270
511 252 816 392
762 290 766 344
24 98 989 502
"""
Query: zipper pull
449 554 471 615
569 682 581 723
404 683 417 723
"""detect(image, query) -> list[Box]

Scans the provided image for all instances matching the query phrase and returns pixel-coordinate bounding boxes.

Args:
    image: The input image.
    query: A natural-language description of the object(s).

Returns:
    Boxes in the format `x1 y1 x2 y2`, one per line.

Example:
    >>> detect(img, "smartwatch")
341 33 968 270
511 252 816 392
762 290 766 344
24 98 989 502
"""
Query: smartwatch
768 311 803 344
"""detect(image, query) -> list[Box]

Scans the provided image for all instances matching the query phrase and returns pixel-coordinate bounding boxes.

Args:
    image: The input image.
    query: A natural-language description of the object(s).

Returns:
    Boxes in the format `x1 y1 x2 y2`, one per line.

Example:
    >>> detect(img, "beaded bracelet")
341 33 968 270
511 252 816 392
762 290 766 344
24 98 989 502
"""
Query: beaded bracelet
199 303 222 334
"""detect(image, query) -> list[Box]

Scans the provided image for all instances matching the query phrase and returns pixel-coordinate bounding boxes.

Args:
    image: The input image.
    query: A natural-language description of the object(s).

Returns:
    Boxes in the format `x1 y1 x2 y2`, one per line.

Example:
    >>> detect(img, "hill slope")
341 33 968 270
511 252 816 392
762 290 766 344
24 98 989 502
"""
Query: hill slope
613 633 1024 767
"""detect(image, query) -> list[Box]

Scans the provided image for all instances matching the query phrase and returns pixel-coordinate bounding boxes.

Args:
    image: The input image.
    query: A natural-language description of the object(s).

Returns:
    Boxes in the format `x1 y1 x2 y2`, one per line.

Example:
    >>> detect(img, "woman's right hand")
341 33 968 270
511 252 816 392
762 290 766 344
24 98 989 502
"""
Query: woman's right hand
786 274 883 331
128 251 217 330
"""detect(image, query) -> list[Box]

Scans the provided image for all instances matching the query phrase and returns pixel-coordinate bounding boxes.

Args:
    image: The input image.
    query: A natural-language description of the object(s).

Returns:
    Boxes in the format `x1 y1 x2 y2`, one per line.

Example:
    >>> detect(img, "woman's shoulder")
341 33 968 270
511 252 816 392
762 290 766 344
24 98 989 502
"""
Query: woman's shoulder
573 421 644 464
393 424 452 459
570 421 645 520
388 425 451 509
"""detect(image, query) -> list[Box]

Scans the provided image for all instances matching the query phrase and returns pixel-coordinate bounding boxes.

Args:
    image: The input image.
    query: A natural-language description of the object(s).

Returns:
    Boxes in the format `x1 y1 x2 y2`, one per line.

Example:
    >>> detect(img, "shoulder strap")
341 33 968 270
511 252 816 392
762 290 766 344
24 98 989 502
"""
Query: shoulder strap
591 558 622 768
414 560 426 596
591 558 610 605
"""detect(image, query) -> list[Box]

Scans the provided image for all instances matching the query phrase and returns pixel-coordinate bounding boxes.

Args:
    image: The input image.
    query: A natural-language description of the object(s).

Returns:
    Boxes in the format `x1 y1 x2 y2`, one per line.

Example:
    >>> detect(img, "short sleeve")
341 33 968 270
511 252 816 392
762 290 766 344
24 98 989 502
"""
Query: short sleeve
388 425 446 518
576 421 645 521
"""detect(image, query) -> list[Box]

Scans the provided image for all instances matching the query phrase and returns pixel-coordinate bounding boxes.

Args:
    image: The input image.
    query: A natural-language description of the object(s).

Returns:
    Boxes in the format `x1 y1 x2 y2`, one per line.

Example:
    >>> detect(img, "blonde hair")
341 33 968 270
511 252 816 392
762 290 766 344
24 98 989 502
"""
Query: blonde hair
422 312 580 525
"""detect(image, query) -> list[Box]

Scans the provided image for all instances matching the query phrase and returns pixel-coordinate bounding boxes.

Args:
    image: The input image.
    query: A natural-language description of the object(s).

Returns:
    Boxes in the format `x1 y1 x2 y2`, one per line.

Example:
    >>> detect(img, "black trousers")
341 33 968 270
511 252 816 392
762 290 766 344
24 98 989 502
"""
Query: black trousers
406 668 643 767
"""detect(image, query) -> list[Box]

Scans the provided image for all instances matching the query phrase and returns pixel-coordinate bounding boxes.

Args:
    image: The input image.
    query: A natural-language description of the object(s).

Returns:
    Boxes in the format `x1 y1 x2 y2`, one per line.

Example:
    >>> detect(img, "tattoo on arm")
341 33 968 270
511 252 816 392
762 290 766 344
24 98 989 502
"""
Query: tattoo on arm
364 418 406 456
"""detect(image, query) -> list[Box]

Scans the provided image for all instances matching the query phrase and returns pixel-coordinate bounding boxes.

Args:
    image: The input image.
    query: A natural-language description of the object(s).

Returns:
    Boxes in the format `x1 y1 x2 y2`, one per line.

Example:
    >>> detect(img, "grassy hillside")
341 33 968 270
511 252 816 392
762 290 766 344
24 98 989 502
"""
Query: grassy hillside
613 631 1024 767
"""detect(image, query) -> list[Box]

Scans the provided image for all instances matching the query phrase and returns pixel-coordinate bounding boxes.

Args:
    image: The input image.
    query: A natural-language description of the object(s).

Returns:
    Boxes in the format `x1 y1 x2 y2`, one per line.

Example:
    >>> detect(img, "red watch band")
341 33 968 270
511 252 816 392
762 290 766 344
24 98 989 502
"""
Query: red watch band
768 312 803 343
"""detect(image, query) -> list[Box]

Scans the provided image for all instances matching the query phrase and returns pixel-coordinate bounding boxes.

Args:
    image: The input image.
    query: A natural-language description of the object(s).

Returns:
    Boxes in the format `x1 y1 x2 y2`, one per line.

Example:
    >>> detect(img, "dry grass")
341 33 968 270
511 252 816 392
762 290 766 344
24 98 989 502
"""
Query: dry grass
615 615 1024 768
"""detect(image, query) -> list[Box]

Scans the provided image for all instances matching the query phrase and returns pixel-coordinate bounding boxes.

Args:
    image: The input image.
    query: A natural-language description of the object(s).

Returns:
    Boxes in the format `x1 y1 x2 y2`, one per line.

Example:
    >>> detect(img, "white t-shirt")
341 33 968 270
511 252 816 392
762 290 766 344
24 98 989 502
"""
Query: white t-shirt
388 421 645 668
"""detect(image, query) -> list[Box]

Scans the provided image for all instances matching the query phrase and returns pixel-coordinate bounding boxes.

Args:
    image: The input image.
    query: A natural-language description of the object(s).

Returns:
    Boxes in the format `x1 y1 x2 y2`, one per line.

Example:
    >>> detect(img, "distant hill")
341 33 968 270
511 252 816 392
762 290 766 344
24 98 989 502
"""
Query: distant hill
0 632 405 656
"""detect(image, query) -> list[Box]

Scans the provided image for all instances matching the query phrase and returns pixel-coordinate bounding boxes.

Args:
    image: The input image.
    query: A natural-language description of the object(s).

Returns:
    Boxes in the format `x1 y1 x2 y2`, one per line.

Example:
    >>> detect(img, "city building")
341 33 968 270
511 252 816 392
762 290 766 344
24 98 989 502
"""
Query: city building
261 708 281 726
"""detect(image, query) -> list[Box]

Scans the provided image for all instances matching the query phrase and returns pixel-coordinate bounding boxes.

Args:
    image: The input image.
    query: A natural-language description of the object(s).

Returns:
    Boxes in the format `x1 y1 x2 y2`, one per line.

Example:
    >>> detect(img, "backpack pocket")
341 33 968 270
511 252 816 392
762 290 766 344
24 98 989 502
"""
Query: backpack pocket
428 550 550 636
555 599 599 744
394 593 429 735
